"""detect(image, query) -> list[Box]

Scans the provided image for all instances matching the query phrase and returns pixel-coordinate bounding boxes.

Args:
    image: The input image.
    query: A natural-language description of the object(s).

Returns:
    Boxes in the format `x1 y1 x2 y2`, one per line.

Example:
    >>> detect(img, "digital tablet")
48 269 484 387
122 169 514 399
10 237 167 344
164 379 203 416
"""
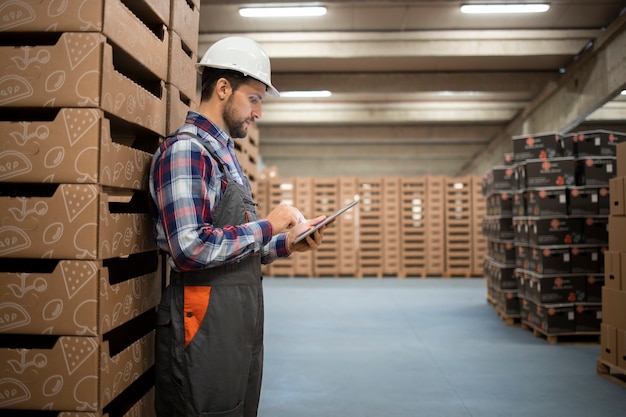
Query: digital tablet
292 200 359 245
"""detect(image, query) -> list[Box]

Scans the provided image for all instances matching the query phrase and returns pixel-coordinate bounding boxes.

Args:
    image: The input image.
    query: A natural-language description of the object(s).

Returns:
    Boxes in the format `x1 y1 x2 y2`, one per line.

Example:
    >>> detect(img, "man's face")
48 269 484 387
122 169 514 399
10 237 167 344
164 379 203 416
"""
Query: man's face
223 79 266 138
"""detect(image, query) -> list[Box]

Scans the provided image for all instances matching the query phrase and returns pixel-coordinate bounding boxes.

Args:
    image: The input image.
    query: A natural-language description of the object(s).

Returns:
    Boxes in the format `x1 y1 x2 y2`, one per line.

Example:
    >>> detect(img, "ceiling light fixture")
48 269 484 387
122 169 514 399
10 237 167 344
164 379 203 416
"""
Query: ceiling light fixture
460 4 550 14
280 90 332 98
621 90 626 95
239 6 327 18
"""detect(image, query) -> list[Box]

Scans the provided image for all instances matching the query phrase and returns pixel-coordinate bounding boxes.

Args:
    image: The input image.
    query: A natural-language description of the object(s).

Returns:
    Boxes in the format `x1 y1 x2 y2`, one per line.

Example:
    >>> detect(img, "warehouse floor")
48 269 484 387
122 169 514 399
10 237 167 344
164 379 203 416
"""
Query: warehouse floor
258 278 625 417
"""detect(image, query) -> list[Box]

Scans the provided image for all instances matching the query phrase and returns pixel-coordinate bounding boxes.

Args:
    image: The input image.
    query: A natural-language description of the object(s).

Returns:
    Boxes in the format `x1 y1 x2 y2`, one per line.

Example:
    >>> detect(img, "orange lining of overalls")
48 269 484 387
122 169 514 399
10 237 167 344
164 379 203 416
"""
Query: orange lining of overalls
184 286 212 346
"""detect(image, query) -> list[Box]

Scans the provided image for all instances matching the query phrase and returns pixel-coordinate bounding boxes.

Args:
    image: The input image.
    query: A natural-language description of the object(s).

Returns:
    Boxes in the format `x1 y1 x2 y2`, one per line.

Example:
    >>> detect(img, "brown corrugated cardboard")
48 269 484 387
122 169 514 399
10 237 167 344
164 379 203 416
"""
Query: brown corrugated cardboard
618 329 626 370
168 29 198 102
0 254 161 336
171 0 200 53
617 142 626 177
0 184 155 259
0 109 152 189
604 250 621 290
609 177 625 216
602 287 626 330
0 331 154 411
167 83 197 135
601 323 618 365
0 0 169 81
609 216 626 252
0 32 166 136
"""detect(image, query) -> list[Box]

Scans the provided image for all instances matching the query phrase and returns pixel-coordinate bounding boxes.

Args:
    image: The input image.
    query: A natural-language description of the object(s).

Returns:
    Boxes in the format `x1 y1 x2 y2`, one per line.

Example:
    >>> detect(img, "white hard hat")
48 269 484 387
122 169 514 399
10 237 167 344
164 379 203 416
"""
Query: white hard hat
196 36 280 97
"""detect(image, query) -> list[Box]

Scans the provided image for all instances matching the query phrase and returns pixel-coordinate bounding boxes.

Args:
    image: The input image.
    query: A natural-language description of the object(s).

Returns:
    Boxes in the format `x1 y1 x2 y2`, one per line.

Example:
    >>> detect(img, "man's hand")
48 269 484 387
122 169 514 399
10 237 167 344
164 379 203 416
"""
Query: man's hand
266 204 306 235
287 215 333 252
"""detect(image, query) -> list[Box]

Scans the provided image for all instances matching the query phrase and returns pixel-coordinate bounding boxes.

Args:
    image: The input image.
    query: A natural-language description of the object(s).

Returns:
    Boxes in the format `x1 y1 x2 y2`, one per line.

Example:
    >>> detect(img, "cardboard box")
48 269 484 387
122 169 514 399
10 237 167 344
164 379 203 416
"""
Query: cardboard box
577 157 616 186
582 216 609 244
0 253 161 336
512 132 563 162
529 245 571 275
586 273 605 302
171 0 200 53
524 157 577 189
528 272 587 304
526 187 568 216
527 216 583 246
569 186 610 216
609 215 626 252
0 331 154 411
0 109 153 189
0 184 155 259
575 303 602 332
602 287 626 330
618 329 626 370
0 32 166 136
168 29 198 102
601 323 618 365
618 142 626 177
573 130 626 158
604 250 621 290
609 177 625 216
537 302 576 334
0 0 169 81
570 246 602 273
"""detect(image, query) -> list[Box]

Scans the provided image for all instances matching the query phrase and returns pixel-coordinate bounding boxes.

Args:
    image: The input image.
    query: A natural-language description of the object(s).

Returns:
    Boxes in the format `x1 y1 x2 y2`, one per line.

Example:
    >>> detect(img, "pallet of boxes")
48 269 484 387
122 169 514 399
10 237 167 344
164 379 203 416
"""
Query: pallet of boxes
512 130 617 343
0 0 200 415
599 138 626 387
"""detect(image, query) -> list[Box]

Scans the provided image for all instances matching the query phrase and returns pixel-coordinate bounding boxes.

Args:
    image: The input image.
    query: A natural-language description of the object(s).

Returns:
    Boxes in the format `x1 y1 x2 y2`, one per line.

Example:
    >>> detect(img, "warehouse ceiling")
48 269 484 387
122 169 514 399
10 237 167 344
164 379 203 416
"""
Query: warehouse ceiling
198 0 626 179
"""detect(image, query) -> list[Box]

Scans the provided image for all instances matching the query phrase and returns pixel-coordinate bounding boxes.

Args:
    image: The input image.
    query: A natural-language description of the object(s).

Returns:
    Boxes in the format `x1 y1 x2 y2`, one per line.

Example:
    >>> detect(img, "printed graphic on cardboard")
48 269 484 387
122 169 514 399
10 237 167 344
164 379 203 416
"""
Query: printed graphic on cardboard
0 0 103 32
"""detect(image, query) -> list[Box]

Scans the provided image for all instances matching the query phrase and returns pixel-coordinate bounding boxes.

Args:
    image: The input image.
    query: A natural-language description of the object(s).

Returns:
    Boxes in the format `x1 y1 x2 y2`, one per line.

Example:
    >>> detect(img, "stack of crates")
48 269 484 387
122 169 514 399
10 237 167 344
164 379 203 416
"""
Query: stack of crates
399 177 429 277
294 177 314 276
313 178 340 276
357 178 384 277
382 176 402 276
482 164 518 316
266 177 296 276
0 0 199 415
338 177 359 275
425 176 447 275
444 176 474 276
471 176 488 276
602 140 626 375
511 130 619 336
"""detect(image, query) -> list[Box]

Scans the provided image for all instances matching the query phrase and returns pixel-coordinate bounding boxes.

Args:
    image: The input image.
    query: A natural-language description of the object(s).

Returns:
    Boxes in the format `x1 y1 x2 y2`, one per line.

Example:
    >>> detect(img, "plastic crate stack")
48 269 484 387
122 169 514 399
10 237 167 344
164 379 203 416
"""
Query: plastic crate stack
0 0 200 415
600 140 626 377
313 178 341 276
357 178 384 277
399 177 429 277
482 163 518 317
512 130 620 337
338 177 359 276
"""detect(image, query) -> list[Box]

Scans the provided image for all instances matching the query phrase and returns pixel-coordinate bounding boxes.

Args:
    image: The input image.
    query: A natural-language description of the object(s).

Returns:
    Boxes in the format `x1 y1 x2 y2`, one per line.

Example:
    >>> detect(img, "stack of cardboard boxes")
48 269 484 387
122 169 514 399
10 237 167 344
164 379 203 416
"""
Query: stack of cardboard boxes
484 129 623 337
601 141 626 376
0 0 199 415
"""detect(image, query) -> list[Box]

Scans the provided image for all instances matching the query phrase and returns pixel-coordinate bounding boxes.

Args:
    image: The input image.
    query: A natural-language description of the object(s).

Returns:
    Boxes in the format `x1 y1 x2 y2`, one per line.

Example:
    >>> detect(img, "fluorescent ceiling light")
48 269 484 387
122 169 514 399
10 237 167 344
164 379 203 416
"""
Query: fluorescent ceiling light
461 4 550 14
280 90 332 98
621 90 626 95
239 6 327 18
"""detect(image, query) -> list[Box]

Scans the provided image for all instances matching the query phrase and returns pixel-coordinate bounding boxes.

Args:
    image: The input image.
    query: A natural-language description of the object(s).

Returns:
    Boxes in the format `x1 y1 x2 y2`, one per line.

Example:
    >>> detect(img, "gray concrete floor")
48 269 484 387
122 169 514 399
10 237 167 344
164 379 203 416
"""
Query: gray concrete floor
259 278 626 417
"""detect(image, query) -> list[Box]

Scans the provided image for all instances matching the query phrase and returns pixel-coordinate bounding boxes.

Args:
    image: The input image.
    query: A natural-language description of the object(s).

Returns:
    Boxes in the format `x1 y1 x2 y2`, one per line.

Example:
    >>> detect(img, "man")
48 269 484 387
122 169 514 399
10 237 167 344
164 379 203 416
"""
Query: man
149 36 327 417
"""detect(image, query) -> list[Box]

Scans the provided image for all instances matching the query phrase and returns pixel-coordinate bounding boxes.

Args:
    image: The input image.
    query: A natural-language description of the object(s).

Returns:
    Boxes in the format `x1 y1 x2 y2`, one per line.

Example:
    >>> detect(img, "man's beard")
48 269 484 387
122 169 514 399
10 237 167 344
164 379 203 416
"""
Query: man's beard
224 95 249 139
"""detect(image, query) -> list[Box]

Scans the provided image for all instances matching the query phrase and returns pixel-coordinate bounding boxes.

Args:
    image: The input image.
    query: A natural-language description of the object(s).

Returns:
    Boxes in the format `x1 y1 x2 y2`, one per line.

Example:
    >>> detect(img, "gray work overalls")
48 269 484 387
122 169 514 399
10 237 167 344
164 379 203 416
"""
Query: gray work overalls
155 133 264 417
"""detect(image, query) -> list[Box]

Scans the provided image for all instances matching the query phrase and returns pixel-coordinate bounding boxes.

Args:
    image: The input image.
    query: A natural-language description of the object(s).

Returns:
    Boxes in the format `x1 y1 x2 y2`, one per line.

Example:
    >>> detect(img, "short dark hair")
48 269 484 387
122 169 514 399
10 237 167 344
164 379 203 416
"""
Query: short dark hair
201 68 247 101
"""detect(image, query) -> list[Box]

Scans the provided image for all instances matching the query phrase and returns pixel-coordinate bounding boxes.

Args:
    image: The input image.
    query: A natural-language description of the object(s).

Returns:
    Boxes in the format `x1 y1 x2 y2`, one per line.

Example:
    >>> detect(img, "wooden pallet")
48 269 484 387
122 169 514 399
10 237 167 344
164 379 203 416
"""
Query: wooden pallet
521 321 600 345
495 307 521 327
596 358 626 389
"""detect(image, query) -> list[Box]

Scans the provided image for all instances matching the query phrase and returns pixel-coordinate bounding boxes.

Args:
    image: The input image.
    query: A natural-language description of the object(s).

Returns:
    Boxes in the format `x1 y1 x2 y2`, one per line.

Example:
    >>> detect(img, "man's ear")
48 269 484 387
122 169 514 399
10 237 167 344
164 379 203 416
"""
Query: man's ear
215 78 231 100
